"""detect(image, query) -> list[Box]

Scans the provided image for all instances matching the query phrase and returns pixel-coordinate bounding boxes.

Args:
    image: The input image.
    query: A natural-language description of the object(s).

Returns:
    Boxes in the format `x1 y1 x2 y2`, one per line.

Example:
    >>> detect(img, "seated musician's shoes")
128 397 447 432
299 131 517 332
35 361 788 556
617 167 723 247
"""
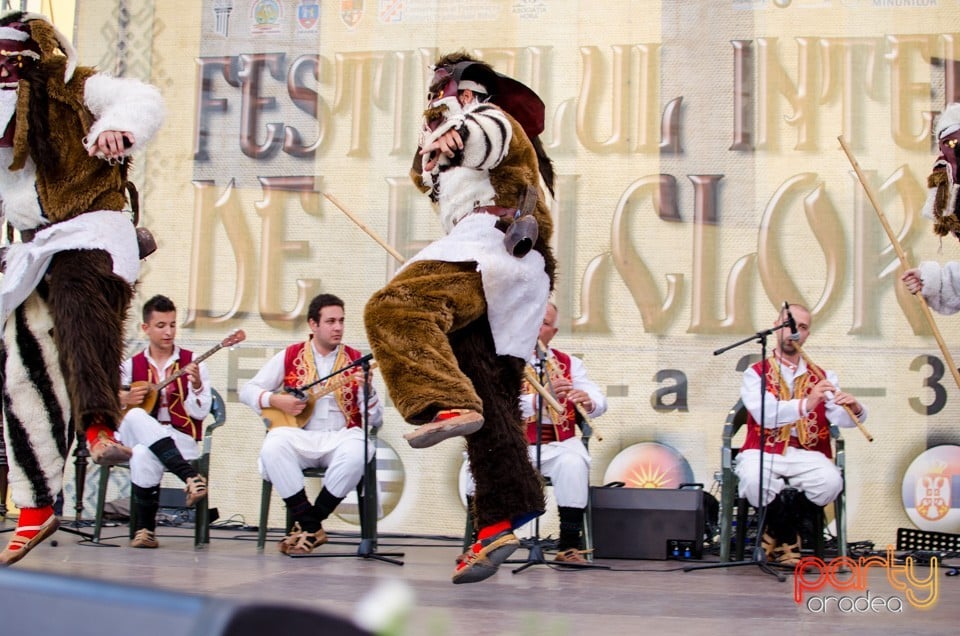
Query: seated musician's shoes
760 532 778 561
90 431 133 466
404 409 484 449
452 528 519 584
184 475 208 507
555 548 591 564
776 535 802 567
0 514 59 566
131 529 159 549
278 522 328 555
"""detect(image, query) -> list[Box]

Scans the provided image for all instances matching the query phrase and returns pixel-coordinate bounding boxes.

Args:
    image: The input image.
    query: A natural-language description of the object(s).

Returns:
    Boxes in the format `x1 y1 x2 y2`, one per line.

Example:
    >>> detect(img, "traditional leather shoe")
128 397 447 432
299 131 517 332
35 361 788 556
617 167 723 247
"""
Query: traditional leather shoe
184 475 208 507
452 528 519 584
0 515 59 566
131 528 159 549
760 531 778 561
776 535 802 567
278 522 328 555
404 409 483 449
555 548 591 564
89 432 132 466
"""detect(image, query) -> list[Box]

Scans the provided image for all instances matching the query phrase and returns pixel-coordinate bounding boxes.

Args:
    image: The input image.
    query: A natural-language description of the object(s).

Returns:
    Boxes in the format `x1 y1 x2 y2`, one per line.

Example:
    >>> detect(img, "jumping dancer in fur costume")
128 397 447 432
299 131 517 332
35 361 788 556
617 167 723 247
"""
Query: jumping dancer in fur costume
902 104 960 309
0 12 164 565
365 51 556 584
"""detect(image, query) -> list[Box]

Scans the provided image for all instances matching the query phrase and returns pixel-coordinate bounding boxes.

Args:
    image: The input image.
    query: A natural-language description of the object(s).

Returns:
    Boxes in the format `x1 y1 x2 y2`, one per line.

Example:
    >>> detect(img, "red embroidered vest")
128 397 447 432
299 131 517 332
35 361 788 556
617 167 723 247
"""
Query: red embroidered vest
282 341 365 429
741 358 833 459
131 349 203 440
523 348 579 444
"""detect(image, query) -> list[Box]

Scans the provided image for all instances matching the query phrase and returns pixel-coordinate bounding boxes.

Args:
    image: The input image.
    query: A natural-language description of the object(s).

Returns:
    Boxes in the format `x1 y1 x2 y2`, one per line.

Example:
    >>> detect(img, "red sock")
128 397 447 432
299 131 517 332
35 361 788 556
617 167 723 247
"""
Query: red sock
477 519 511 541
85 422 114 447
14 506 54 544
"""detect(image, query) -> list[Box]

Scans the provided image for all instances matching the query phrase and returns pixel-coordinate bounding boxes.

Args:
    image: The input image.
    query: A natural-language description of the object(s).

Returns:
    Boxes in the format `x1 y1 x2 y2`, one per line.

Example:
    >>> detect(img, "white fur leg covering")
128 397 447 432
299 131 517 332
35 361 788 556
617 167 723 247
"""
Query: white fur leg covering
2 291 72 509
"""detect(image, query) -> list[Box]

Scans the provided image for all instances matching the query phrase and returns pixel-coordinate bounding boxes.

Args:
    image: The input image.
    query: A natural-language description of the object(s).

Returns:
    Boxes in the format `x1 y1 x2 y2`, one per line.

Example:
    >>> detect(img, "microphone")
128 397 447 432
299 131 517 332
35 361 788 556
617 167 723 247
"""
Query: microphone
782 301 800 341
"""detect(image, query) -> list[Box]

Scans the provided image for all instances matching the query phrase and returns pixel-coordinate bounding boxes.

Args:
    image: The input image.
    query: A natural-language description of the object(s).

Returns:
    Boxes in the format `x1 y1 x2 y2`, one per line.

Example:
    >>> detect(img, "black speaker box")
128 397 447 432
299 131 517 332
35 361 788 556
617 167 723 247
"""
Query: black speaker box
0 568 369 636
590 486 705 560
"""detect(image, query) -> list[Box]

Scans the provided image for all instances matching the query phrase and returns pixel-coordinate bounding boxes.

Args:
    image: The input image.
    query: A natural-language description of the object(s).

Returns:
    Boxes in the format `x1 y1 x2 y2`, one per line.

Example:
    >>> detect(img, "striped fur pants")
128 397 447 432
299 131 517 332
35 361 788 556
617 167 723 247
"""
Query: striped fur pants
2 291 72 509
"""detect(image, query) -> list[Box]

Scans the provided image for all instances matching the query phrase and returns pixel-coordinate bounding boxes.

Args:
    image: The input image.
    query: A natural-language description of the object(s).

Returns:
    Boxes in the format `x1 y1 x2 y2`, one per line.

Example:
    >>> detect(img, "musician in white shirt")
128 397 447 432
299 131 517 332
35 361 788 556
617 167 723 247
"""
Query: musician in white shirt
239 294 382 555
117 295 211 549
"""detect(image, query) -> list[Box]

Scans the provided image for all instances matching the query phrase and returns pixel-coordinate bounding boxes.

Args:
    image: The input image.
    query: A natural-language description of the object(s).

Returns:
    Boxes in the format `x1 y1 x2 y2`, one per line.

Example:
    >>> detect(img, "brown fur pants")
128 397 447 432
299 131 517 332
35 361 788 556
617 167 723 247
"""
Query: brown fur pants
364 260 544 526
45 248 133 431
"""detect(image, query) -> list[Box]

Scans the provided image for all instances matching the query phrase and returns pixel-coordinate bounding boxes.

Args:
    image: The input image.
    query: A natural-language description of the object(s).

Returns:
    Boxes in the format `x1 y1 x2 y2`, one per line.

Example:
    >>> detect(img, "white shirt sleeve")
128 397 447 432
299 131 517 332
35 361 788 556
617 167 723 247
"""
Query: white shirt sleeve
569 354 607 418
238 350 286 416
184 361 213 420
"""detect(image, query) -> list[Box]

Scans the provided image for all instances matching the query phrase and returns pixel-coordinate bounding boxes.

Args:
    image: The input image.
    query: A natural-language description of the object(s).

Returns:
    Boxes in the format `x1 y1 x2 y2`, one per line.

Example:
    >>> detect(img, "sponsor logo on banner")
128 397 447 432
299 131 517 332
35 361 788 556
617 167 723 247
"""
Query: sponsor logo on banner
512 0 548 19
379 0 404 23
212 0 233 37
250 0 282 35
902 445 960 533
341 0 364 29
297 0 320 33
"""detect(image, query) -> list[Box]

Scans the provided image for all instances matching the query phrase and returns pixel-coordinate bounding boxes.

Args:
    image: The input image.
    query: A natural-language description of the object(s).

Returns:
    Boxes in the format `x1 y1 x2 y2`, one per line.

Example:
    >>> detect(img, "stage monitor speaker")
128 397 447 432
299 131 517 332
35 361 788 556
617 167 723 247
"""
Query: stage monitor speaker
0 567 369 636
590 486 704 560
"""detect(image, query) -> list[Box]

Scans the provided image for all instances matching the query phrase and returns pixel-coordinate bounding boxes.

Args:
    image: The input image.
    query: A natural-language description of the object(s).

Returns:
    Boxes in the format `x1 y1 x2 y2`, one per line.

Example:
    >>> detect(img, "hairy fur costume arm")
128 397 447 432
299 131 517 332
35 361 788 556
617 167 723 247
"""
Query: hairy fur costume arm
917 260 960 315
82 72 165 156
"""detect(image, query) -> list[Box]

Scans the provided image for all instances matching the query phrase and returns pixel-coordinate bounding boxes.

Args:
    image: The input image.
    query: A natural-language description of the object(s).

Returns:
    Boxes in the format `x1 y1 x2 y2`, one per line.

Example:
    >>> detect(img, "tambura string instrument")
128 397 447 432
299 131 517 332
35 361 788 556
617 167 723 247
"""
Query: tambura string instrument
262 361 379 429
122 330 246 416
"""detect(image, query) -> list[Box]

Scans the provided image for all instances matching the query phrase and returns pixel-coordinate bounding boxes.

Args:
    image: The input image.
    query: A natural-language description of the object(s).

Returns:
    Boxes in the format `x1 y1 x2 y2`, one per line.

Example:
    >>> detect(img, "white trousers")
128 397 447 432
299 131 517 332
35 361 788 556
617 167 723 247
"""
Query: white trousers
258 426 372 499
465 437 591 508
734 447 843 508
117 408 199 488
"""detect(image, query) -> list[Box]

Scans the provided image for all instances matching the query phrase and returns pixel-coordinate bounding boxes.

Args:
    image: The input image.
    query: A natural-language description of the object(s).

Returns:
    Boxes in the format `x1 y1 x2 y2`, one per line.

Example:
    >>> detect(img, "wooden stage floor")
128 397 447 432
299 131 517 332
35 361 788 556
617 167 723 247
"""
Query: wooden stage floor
1 519 958 635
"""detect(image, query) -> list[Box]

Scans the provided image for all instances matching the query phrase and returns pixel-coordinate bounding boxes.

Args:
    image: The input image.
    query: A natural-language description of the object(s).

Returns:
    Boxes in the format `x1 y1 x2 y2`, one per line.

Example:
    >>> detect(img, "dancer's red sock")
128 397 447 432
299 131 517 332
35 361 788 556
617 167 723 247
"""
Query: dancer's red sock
13 506 54 545
85 421 115 446
477 519 511 541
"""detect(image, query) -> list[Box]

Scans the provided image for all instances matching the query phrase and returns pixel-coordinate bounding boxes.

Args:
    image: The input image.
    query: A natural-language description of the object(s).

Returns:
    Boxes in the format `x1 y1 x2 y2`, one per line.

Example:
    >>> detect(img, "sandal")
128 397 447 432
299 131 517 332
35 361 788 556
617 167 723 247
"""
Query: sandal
0 515 60 566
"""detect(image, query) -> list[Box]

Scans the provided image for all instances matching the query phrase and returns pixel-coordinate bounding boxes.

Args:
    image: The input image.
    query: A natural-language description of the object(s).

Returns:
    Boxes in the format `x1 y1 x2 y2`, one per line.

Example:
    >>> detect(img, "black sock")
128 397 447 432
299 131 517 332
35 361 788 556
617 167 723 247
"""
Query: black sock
312 488 344 524
148 438 198 483
557 506 585 551
284 489 321 533
132 484 160 532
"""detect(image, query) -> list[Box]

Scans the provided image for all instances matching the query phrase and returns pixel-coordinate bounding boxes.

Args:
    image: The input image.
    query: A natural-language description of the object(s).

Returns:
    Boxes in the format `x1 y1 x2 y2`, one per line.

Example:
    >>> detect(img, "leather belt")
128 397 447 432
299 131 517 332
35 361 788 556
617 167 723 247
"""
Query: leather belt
473 205 518 219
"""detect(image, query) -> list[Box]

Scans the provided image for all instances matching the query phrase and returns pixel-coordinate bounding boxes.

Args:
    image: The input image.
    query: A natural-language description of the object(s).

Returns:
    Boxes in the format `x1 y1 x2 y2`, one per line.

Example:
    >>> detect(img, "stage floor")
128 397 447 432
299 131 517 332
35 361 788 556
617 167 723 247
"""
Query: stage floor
1 519 958 635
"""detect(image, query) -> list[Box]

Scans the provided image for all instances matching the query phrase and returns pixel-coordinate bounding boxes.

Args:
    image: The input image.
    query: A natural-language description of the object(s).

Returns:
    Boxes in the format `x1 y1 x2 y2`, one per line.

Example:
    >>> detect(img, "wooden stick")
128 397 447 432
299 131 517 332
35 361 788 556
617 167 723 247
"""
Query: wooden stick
323 192 405 263
523 366 565 415
838 135 960 394
795 344 874 442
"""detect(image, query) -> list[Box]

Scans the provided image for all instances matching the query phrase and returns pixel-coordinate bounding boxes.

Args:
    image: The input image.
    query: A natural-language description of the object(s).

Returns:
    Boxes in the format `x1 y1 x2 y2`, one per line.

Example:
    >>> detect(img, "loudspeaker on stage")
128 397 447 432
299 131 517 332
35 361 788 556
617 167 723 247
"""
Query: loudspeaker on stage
590 486 705 560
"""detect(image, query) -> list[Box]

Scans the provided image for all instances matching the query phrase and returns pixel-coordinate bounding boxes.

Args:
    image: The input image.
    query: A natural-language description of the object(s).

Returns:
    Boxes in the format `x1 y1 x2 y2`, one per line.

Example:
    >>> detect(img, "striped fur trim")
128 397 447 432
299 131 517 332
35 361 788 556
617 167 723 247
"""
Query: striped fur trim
2 291 71 508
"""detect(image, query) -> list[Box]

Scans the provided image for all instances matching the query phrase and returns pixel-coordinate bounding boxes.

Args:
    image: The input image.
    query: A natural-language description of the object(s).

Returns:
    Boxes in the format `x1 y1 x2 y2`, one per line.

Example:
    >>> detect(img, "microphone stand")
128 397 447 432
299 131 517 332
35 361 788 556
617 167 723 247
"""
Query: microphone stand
683 320 793 581
289 353 403 565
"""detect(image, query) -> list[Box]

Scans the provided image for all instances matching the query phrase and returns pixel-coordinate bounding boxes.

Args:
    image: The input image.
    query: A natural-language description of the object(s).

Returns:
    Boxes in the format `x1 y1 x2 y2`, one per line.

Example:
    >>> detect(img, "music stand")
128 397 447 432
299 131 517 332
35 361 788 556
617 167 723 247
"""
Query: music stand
512 350 608 574
683 315 793 582
288 353 403 565
58 432 98 543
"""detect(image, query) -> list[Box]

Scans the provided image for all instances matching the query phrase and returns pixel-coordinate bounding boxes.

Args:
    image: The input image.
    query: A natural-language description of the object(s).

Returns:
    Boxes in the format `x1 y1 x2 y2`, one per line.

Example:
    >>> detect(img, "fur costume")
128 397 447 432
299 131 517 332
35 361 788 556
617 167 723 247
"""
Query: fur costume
365 52 556 532
0 12 164 511
922 102 960 239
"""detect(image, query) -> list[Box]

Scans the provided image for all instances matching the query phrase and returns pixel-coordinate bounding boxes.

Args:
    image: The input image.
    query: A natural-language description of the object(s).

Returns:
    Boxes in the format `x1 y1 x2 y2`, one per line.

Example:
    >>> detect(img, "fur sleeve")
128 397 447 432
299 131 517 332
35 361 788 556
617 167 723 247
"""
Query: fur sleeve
920 260 960 315
421 102 511 172
82 72 165 155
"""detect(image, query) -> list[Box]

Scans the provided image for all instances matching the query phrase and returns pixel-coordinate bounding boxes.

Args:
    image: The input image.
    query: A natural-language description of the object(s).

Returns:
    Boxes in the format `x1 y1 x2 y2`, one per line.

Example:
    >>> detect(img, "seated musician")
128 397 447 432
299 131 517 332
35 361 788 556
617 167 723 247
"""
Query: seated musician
239 293 382 555
118 295 211 549
735 302 866 565
464 301 607 563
